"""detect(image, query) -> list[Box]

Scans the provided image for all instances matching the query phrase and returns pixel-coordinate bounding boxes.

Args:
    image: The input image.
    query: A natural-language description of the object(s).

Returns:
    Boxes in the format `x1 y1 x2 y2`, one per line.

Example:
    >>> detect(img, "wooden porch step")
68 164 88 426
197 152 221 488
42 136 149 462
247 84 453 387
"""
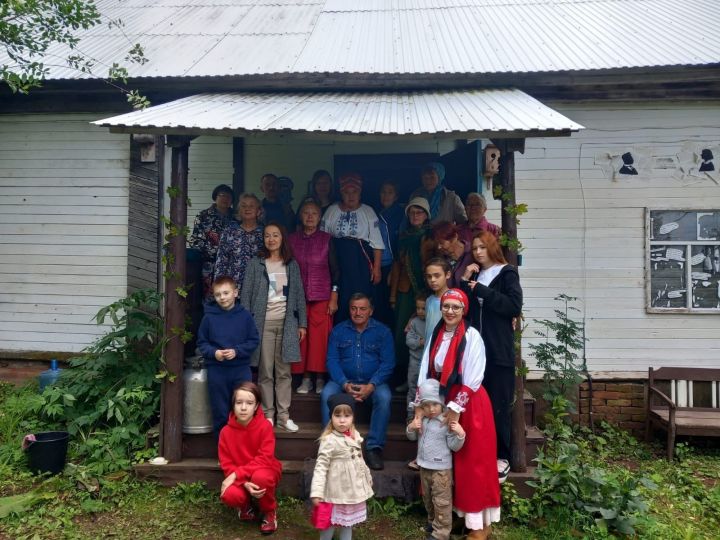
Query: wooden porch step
134 458 537 500
134 458 418 499
184 421 417 461
289 392 411 423
284 388 538 424
184 421 545 464
525 425 545 463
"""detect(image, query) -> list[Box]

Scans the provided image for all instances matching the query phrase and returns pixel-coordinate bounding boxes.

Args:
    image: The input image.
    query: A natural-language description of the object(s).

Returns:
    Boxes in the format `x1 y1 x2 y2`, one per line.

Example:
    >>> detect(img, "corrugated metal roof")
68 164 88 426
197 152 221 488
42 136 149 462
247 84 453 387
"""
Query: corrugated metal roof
92 89 584 138
12 0 718 80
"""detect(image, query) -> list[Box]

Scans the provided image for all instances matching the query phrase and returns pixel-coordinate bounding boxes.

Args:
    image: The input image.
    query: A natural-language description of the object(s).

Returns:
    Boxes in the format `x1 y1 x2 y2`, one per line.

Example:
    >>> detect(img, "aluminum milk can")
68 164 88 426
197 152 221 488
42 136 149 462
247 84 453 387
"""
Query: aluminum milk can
182 355 213 434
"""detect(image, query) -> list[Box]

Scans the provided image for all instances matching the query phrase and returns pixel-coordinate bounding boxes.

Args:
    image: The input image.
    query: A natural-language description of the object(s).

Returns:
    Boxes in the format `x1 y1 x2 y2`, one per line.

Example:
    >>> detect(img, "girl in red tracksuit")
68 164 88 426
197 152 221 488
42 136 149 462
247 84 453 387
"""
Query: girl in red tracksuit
219 382 282 535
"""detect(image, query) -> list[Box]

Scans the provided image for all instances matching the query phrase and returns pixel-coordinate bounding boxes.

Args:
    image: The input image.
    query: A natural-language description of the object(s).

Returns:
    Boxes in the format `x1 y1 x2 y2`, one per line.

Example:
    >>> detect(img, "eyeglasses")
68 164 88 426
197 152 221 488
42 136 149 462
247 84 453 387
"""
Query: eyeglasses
441 304 463 313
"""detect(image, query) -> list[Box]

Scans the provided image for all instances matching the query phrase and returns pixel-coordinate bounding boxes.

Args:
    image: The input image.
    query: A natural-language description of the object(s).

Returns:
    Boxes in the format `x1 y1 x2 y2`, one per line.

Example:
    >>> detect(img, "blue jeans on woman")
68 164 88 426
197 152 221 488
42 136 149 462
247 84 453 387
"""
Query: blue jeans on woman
320 380 392 450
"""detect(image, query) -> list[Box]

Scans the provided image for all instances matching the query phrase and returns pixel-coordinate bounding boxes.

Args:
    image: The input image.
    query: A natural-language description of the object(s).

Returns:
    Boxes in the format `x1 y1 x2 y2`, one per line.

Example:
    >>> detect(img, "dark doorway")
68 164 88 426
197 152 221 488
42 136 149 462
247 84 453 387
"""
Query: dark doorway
334 141 482 210
438 140 482 202
334 152 437 209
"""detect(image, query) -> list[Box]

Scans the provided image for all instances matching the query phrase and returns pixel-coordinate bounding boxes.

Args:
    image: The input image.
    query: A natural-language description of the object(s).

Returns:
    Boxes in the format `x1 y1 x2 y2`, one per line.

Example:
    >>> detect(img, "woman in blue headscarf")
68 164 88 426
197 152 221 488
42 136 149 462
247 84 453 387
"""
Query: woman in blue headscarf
410 162 467 225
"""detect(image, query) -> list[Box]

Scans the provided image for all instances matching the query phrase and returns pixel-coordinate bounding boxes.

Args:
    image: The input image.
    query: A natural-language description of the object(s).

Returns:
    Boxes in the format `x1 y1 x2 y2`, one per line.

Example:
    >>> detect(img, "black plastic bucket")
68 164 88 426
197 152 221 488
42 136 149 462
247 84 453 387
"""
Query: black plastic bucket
25 431 69 475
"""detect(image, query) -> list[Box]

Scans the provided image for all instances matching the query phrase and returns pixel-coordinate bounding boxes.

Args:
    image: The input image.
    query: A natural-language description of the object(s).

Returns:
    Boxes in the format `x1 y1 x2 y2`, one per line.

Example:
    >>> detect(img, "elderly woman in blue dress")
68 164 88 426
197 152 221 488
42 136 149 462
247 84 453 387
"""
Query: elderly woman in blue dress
189 184 235 299
320 173 384 323
214 193 264 289
410 162 467 225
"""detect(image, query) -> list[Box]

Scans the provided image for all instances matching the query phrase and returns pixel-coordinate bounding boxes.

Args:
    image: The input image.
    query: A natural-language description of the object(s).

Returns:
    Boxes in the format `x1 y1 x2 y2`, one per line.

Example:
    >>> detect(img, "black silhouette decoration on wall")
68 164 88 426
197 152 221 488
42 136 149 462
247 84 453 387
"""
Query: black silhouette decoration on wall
699 149 715 172
619 152 638 175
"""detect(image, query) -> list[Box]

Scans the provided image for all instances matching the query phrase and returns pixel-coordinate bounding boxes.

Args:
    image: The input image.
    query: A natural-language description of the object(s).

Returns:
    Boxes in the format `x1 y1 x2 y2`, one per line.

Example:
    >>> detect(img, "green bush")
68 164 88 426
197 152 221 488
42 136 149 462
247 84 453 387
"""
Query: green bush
38 289 164 474
527 396 655 536
529 294 586 404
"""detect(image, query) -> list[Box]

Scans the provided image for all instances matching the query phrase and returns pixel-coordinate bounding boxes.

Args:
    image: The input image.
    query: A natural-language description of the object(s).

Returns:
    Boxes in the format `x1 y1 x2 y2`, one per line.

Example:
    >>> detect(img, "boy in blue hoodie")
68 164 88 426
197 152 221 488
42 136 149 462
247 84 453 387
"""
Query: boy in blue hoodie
197 276 260 435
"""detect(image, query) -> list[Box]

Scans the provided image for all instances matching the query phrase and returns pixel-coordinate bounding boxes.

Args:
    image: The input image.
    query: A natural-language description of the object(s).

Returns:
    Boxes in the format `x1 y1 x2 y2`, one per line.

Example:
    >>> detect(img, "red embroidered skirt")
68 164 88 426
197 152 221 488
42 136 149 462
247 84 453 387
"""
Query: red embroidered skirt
293 300 332 374
451 385 501 513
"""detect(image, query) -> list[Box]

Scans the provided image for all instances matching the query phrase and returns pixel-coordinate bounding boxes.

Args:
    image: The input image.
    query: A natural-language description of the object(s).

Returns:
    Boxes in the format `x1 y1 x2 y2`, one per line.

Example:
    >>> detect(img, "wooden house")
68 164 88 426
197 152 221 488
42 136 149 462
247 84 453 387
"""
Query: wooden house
1 0 719 488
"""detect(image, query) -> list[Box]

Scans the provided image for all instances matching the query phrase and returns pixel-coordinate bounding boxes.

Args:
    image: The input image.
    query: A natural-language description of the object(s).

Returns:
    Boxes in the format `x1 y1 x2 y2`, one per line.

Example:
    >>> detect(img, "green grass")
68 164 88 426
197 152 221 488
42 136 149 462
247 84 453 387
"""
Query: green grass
1 381 719 539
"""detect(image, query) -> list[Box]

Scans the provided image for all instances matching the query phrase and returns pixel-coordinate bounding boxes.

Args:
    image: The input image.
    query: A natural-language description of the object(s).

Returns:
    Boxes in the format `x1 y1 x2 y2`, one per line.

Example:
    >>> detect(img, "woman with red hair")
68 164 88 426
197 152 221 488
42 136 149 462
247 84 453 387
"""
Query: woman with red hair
432 221 473 288
460 231 523 484
416 288 500 539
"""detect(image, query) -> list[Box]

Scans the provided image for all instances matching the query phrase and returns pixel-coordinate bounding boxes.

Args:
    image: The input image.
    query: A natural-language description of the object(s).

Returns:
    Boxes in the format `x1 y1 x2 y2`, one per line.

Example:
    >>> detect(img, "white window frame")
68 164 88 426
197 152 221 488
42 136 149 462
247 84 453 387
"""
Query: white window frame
646 208 720 314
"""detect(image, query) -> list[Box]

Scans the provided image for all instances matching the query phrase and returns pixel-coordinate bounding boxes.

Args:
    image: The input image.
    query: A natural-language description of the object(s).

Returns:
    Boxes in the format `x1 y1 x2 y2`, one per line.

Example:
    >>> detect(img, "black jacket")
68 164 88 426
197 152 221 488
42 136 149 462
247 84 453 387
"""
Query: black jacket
461 265 523 368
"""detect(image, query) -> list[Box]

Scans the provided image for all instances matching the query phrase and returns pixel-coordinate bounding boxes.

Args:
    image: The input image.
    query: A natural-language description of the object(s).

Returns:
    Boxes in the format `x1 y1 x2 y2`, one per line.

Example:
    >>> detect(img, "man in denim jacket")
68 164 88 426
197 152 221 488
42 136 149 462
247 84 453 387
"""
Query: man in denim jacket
320 292 395 470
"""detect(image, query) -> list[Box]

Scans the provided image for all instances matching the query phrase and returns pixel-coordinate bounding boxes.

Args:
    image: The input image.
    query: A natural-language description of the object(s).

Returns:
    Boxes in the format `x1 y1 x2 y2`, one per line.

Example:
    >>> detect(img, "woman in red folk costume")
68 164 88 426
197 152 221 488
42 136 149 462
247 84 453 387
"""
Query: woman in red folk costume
219 382 282 535
415 288 500 539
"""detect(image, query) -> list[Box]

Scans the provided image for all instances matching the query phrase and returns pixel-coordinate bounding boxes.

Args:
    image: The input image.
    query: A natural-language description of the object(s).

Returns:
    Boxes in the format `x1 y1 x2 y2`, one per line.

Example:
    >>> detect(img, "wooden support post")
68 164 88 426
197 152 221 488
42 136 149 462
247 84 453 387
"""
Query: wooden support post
159 136 192 463
495 138 527 473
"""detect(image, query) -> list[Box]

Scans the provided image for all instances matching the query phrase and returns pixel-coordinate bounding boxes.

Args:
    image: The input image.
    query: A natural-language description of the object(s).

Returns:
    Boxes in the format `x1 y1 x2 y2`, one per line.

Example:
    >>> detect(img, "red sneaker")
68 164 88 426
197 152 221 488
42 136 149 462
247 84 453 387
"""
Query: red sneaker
259 510 277 535
238 505 256 521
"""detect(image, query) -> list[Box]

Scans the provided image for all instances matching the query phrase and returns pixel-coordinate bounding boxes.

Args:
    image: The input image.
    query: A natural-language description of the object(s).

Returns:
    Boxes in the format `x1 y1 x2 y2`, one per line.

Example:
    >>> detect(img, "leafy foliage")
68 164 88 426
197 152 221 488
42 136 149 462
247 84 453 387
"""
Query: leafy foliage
367 496 421 520
0 382 46 467
168 482 215 505
1 0 149 107
529 294 587 402
39 289 164 474
520 397 656 537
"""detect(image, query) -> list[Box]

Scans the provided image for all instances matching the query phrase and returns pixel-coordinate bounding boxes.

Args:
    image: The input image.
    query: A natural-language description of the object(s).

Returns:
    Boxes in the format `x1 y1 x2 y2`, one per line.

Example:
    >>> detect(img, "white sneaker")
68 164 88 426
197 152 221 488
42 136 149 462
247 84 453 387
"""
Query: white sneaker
279 419 299 432
315 379 325 394
266 417 274 426
498 459 510 484
296 378 313 394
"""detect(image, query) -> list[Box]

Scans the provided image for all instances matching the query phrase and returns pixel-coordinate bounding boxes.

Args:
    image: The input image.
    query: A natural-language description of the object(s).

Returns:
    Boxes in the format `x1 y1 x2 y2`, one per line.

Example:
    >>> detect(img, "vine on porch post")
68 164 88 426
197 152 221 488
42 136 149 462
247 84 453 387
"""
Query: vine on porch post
158 190 194 381
159 138 193 462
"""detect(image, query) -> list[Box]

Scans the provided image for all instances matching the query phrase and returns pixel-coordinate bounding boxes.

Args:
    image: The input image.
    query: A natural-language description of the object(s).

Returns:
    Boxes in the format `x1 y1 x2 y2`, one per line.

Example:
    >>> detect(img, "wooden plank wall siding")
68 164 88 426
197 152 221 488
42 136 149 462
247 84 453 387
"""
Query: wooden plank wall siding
0 114 130 354
186 137 234 226
182 109 719 373
128 138 160 293
517 103 720 372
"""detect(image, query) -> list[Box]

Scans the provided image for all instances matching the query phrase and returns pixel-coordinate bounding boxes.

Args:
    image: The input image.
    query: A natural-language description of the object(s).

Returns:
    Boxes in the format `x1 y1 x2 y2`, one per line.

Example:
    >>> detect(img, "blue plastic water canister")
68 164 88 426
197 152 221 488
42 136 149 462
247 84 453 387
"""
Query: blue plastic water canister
38 360 62 392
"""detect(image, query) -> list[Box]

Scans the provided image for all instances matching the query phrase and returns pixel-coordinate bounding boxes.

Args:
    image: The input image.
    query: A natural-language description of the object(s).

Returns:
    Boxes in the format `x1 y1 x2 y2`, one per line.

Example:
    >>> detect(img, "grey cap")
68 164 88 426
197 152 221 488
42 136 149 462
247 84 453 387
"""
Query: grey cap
405 196 431 218
417 378 444 405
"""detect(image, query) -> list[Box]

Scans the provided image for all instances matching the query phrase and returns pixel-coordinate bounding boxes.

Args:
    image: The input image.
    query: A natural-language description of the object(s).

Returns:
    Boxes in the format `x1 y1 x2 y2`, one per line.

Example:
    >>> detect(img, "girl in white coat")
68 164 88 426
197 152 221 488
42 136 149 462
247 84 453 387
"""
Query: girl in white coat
310 393 374 540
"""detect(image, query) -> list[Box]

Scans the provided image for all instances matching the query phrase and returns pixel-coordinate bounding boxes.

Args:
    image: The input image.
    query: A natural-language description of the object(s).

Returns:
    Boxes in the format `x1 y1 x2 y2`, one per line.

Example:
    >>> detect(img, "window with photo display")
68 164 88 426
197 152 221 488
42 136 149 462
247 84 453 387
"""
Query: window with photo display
647 209 720 313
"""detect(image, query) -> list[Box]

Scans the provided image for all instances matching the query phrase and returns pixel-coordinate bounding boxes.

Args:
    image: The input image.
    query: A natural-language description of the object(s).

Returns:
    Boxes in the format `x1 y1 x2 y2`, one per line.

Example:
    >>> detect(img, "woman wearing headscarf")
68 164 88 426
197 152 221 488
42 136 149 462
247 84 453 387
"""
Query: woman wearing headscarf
410 162 467 225
389 197 435 387
189 184 235 299
457 192 501 243
416 288 500 540
320 173 384 323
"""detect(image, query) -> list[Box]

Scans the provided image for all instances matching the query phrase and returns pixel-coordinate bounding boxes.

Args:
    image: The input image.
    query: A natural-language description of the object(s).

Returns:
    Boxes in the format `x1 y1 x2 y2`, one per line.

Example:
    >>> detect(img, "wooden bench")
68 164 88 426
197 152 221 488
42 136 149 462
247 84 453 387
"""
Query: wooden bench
645 367 720 460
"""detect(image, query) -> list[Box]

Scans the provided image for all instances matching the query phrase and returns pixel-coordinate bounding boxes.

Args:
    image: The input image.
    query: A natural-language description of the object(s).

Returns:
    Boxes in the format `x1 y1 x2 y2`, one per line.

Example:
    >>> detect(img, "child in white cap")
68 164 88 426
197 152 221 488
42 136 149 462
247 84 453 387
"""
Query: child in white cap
407 378 466 540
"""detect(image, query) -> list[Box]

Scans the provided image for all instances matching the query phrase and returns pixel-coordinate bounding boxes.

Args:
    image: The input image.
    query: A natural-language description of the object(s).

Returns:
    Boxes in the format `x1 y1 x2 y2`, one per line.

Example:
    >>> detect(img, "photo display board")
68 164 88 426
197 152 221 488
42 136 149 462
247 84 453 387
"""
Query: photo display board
648 209 720 312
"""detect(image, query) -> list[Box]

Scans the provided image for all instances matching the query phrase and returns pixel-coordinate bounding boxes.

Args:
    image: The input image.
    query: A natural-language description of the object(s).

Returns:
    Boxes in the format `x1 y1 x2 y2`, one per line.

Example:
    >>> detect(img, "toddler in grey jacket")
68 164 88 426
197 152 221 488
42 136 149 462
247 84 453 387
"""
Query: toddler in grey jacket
405 295 427 419
407 379 465 540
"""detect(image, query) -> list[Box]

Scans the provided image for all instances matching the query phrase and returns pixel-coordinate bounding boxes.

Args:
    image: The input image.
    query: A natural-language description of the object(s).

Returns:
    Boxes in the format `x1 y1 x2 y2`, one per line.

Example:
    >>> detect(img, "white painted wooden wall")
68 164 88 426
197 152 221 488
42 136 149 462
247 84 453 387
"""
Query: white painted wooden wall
0 114 130 354
187 137 234 226
518 103 720 372
181 107 720 372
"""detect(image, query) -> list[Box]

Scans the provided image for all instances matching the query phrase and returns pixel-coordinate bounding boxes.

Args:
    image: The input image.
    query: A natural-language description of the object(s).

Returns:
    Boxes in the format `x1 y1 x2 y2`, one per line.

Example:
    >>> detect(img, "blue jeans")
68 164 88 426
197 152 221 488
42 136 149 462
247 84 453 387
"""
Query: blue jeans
320 380 392 450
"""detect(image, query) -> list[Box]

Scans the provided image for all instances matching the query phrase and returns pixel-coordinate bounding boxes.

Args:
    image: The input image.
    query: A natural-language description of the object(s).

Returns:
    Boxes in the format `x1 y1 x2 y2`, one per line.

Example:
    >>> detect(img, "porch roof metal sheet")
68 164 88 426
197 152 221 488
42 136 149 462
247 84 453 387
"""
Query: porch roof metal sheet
16 0 720 80
92 89 584 138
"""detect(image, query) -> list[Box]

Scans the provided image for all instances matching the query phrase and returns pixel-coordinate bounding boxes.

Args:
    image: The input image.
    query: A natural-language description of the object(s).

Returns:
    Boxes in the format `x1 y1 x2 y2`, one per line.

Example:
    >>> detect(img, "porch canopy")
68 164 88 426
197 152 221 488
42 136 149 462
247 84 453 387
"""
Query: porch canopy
94 87 582 466
92 88 583 139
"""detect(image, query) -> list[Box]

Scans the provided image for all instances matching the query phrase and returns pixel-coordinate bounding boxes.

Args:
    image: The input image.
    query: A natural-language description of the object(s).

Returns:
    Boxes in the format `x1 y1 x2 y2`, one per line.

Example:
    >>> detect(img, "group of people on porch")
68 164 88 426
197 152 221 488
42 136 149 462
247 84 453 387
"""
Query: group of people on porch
190 164 523 539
